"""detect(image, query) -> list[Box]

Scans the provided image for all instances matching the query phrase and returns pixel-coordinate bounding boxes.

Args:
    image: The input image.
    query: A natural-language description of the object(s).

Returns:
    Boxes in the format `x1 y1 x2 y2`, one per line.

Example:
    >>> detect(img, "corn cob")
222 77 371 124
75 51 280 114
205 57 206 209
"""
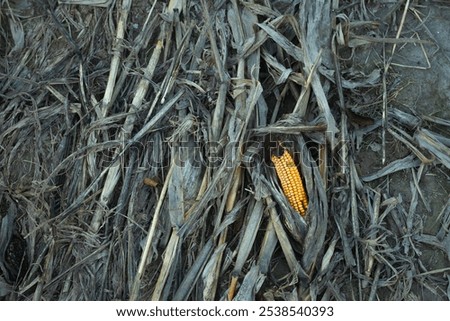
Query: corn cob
271 149 308 216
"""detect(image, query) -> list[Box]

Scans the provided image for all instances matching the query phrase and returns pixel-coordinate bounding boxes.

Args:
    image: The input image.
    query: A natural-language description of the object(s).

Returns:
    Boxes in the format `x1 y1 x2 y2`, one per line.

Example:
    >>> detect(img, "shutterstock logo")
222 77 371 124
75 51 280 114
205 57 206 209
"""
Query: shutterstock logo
129 132 339 171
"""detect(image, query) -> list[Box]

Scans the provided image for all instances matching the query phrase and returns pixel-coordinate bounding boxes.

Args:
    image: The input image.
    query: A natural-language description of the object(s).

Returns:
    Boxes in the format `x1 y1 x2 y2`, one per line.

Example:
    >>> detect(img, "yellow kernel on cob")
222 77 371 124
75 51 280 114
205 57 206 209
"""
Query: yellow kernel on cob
271 149 308 216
